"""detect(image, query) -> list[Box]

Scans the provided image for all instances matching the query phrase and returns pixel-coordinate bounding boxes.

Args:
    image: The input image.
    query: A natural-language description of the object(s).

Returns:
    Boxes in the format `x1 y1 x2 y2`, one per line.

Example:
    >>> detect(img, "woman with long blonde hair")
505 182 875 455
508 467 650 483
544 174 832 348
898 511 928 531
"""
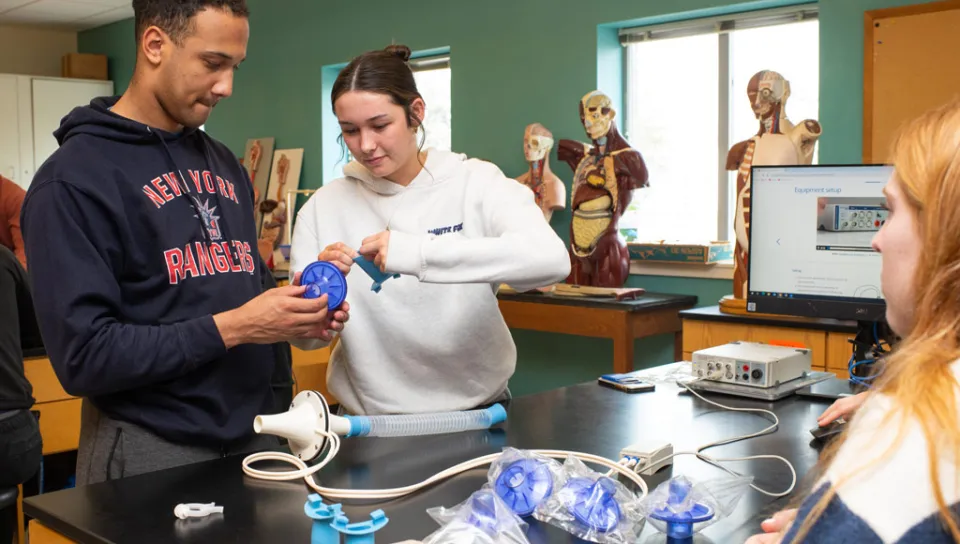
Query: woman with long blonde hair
747 100 960 543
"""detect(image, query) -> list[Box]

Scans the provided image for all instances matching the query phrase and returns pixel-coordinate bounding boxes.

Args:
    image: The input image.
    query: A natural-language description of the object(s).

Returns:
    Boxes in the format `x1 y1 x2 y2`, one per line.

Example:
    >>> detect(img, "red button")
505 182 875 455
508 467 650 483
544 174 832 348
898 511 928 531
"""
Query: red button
742 365 749 372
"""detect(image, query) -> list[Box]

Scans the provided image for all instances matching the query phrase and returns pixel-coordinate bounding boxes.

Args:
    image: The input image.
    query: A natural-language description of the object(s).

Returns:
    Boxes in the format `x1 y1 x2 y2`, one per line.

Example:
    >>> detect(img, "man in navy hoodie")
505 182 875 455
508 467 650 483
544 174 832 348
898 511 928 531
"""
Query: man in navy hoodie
20 0 348 485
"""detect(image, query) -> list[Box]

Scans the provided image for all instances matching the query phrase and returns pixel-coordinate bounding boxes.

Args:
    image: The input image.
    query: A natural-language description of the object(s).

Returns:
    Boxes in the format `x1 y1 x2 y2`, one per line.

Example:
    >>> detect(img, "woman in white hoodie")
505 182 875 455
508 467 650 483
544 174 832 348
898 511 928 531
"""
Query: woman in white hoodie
288 44 571 416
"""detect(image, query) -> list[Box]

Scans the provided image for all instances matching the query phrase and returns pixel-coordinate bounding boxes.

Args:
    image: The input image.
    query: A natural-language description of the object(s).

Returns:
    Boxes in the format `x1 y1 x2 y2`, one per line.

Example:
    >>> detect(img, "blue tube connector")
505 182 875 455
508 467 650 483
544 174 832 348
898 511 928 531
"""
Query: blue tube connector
304 494 342 544
331 509 389 544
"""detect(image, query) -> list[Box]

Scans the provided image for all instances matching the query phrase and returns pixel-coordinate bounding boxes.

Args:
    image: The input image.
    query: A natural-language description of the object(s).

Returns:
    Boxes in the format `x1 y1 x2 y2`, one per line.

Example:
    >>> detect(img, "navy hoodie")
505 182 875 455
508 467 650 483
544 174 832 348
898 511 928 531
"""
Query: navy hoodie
21 96 274 446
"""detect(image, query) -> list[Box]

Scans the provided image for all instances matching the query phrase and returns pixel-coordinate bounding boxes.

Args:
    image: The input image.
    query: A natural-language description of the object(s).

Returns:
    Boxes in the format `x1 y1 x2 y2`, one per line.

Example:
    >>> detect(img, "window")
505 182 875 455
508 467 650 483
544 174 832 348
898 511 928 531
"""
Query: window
619 7 819 244
411 55 452 151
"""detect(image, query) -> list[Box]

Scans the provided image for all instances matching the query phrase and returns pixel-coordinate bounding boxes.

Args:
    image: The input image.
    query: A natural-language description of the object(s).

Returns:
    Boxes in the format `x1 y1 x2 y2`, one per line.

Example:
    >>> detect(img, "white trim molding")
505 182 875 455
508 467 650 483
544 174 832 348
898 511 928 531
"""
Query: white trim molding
629 259 734 280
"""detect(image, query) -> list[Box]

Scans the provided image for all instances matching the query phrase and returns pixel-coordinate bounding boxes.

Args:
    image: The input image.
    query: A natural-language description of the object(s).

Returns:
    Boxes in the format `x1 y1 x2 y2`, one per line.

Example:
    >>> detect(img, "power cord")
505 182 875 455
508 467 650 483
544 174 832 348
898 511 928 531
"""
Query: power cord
671 375 797 498
243 440 650 501
243 366 795 506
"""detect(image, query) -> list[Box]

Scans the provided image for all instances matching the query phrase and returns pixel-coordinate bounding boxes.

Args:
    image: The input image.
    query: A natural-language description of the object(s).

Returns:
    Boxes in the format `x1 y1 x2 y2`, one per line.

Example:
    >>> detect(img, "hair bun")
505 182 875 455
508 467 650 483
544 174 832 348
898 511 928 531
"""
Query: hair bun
384 44 412 62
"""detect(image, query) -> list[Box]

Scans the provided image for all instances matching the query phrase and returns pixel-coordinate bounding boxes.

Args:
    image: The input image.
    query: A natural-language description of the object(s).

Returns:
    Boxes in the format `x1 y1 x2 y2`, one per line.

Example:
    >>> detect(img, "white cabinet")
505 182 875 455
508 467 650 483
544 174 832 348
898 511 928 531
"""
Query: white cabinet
0 76 21 183
0 74 114 190
0 74 33 189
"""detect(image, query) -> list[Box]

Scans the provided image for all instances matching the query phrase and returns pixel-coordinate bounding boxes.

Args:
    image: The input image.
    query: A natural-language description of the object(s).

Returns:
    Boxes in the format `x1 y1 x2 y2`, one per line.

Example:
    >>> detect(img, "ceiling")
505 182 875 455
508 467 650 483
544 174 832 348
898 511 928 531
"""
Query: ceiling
0 0 133 31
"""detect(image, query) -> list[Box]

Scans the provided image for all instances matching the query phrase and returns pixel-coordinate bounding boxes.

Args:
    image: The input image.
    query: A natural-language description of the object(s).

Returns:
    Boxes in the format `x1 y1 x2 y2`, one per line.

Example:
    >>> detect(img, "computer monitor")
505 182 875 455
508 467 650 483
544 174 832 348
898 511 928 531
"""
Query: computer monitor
747 164 893 322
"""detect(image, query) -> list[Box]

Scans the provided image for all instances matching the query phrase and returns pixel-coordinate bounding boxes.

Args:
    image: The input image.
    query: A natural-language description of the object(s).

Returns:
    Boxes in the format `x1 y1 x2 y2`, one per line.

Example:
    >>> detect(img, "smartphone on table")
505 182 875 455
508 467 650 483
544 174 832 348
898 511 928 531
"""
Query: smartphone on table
598 372 656 393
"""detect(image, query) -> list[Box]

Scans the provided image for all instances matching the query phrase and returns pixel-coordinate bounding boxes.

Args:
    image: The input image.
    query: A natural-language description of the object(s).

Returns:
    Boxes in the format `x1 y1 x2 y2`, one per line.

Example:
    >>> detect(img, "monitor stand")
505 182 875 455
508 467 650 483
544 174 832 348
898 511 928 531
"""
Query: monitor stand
797 320 896 401
850 319 896 380
795 377 861 401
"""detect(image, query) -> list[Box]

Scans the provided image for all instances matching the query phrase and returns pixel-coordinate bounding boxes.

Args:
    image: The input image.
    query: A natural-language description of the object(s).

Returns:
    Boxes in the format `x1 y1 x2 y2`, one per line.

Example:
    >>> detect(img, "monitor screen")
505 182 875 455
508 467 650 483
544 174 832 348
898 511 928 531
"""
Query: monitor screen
747 164 893 321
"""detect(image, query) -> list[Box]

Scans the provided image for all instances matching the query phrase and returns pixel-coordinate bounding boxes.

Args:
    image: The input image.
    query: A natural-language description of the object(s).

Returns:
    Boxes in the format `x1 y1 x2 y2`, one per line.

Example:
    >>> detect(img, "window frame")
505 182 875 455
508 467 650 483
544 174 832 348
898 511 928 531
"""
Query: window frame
409 54 450 73
620 5 819 243
409 53 452 153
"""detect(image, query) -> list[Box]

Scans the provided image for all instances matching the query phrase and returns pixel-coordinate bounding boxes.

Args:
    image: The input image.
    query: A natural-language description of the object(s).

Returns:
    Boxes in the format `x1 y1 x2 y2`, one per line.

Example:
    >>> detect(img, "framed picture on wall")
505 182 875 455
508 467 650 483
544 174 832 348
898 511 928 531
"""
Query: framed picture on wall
257 148 304 270
243 137 275 229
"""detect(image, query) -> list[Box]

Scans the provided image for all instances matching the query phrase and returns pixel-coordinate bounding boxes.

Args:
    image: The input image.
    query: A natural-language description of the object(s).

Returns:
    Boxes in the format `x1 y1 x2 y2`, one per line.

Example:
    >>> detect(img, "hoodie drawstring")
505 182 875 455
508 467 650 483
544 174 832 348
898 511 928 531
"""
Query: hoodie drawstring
152 128 211 242
151 128 240 262
198 136 238 248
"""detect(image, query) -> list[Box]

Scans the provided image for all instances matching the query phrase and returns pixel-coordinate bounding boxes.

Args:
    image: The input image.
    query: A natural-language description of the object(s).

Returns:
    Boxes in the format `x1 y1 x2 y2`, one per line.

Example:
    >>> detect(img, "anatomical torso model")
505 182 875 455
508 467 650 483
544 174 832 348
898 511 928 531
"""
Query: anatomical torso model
558 91 649 288
725 71 821 309
516 123 566 223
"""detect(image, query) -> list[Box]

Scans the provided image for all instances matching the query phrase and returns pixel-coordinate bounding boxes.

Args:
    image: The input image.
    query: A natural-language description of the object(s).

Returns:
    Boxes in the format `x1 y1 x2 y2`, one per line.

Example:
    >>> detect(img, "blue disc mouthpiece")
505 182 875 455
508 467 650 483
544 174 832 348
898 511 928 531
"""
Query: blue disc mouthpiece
301 261 348 310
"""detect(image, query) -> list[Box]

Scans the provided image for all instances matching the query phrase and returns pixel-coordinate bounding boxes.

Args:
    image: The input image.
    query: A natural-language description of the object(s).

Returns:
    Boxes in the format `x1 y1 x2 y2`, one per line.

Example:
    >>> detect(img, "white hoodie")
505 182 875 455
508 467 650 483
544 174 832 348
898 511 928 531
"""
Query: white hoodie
289 149 570 415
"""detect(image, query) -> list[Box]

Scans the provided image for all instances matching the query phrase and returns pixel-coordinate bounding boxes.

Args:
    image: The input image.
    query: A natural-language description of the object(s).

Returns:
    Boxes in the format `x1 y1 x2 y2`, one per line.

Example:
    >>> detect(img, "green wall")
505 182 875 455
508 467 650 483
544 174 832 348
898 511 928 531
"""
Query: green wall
79 0 936 396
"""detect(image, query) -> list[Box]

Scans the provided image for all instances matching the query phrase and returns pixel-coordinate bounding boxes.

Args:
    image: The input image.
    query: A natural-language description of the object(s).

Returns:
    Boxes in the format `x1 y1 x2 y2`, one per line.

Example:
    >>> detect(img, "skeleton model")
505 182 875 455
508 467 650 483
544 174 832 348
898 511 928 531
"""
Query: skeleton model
725 70 822 307
558 91 649 288
516 123 566 222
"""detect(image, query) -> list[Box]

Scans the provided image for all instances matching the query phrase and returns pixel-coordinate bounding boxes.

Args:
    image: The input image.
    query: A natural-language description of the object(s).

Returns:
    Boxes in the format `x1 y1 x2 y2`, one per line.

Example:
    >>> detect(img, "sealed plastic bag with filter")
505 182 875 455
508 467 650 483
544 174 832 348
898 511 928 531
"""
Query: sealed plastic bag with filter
422 488 530 544
639 474 753 543
532 455 645 543
486 448 566 518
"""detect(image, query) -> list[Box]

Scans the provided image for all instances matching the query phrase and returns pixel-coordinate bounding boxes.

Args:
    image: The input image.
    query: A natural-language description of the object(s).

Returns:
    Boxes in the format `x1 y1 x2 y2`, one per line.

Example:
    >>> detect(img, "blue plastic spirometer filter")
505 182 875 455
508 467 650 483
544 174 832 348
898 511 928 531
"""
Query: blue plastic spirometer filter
493 458 555 517
301 261 348 310
464 491 502 535
564 477 622 533
648 479 715 544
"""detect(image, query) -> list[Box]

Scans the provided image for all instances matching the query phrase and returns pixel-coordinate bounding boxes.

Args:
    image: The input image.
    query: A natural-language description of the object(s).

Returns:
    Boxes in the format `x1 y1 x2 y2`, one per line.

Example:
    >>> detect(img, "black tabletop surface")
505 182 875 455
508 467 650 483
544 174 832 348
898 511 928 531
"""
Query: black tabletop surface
24 379 832 544
497 291 698 312
679 305 859 333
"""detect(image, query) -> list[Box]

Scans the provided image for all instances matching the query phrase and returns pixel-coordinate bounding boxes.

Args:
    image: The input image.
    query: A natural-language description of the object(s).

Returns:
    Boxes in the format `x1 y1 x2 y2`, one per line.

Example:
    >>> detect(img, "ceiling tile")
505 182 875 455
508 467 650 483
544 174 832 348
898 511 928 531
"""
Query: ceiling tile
0 0 36 16
0 0 107 23
73 0 133 6
75 4 132 30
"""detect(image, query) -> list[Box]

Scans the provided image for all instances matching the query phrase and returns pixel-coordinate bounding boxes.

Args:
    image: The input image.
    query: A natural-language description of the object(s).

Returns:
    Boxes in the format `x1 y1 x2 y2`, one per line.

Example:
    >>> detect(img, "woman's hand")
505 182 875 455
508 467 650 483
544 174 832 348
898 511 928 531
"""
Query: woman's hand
744 508 798 544
359 231 391 272
762 508 797 533
817 392 868 427
317 242 358 275
745 532 783 544
318 301 350 342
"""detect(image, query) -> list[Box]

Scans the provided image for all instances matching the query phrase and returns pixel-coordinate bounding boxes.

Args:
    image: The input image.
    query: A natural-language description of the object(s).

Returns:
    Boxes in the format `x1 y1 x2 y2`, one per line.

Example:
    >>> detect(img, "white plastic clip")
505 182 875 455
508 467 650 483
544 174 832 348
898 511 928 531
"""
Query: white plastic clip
174 502 224 519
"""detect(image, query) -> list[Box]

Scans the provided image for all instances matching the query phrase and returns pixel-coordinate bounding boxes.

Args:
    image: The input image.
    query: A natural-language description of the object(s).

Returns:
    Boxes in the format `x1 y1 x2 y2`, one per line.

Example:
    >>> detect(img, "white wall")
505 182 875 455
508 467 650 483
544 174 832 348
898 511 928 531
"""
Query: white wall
0 24 78 77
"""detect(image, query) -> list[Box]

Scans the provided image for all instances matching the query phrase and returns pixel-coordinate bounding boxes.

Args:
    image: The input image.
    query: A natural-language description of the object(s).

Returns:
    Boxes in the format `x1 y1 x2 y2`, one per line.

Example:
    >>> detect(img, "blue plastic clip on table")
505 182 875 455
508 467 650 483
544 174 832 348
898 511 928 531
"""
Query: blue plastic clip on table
353 255 399 293
331 509 389 544
304 494 343 544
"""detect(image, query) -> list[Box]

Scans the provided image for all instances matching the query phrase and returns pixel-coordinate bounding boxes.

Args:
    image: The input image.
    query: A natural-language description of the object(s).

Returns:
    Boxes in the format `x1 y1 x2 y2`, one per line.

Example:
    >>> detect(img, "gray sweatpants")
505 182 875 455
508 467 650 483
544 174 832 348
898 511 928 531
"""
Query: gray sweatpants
76 399 280 486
